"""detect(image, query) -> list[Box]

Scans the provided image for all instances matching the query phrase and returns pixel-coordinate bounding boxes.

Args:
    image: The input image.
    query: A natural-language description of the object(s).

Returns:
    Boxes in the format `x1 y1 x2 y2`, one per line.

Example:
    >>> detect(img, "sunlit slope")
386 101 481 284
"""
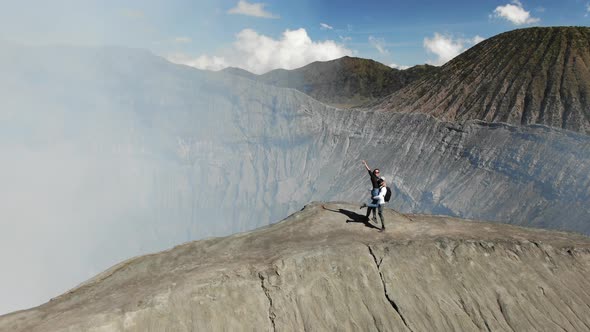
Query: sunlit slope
378 27 590 134
1 202 589 331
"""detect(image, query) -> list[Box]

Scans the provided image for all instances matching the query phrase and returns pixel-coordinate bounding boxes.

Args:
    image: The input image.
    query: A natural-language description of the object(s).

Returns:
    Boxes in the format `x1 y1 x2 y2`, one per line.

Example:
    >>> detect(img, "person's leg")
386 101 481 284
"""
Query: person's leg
378 204 385 230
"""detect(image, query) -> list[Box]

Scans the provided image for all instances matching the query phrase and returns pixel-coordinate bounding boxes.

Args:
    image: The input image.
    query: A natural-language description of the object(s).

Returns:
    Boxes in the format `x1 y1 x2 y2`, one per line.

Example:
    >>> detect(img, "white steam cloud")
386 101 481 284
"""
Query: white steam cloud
0 44 229 315
169 28 353 74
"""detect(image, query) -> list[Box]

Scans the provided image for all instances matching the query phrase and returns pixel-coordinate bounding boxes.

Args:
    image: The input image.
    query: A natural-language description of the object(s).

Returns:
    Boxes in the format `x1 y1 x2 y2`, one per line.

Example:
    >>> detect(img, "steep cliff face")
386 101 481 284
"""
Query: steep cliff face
224 56 438 108
320 111 590 233
378 27 590 134
1 202 589 331
107 69 590 235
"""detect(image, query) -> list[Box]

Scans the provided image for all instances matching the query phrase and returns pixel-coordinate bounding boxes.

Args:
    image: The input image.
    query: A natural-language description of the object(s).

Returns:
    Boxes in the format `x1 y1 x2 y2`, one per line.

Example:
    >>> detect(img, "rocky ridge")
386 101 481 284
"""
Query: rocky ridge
224 56 438 108
377 27 590 134
1 202 589 331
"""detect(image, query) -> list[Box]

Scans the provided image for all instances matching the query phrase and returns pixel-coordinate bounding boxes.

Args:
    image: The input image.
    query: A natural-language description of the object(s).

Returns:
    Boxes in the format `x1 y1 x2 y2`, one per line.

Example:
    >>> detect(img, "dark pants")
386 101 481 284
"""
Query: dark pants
366 204 385 228
366 188 380 216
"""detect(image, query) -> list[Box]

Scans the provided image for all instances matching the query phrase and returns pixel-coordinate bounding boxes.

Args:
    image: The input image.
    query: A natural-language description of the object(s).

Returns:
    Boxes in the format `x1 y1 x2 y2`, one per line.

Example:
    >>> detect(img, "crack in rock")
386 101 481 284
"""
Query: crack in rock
258 272 276 332
367 245 413 332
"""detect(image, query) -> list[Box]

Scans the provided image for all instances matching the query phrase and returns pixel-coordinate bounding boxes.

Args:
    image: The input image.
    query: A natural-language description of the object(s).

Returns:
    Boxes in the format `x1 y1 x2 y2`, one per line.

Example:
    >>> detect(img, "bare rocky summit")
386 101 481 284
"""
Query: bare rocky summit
378 27 590 134
2 202 589 331
224 56 438 108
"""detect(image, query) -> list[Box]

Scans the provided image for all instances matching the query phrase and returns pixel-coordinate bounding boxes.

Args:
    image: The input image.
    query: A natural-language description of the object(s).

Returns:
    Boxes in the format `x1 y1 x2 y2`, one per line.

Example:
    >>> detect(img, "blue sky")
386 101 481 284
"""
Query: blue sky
1 0 589 72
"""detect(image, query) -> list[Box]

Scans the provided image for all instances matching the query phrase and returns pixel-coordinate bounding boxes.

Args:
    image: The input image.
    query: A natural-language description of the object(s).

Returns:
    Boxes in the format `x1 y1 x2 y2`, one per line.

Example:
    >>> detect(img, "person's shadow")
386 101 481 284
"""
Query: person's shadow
321 205 381 229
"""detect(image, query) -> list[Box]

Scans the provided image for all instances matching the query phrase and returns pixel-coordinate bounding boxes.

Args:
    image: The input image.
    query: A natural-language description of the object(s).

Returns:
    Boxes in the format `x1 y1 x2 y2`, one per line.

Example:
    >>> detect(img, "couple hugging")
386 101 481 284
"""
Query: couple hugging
360 160 391 232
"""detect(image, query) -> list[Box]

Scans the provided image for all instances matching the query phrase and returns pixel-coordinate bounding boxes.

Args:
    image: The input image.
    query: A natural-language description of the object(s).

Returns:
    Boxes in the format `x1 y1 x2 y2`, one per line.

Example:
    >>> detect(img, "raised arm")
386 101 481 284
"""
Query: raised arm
362 160 371 172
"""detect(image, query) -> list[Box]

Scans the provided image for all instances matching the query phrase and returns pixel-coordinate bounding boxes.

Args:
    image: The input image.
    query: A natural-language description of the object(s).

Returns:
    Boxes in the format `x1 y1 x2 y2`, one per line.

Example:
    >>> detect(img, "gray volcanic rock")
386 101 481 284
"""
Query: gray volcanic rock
323 111 590 233
1 202 589 331
377 27 590 134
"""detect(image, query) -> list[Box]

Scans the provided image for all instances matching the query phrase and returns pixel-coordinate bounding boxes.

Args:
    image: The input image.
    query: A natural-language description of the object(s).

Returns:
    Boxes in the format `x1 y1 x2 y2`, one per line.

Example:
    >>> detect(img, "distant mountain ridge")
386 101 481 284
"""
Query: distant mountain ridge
223 56 438 108
377 27 590 135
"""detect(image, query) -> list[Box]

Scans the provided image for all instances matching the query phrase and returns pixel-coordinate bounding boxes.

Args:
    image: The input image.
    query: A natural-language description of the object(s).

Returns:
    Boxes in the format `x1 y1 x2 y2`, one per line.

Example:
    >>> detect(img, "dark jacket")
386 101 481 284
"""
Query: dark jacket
368 169 383 189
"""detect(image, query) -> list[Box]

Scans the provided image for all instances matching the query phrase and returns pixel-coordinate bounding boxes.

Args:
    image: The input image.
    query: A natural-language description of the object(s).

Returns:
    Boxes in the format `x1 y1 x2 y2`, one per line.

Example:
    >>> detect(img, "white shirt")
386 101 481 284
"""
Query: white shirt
372 186 387 205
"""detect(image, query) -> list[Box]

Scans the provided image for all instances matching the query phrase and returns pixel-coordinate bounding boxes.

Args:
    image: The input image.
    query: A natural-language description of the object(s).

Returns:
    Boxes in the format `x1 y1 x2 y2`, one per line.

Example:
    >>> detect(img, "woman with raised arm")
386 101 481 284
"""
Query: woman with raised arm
360 160 384 223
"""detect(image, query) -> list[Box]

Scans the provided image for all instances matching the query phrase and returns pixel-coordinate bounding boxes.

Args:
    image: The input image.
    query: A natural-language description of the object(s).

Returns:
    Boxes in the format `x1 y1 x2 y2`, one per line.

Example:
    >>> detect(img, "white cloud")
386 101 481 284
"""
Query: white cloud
492 0 540 25
423 33 485 65
424 33 465 65
472 35 486 44
389 63 409 70
586 3 590 17
368 36 389 55
167 28 353 74
228 0 279 18
173 37 192 44
339 35 352 42
320 23 333 30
